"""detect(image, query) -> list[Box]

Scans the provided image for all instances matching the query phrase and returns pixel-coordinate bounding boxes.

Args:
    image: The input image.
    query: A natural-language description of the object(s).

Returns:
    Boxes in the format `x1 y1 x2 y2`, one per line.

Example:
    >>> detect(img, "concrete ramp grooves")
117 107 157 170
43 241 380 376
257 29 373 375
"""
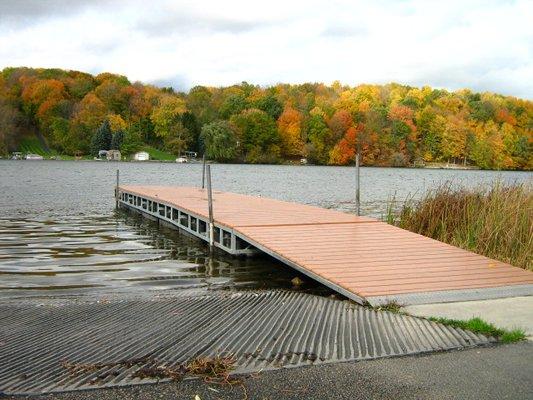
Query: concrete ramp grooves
0 291 494 395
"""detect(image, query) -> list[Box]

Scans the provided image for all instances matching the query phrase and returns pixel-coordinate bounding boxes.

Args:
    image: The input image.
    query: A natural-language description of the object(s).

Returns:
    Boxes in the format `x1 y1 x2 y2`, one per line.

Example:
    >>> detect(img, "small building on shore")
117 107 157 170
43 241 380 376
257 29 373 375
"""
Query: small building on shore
106 150 121 161
133 151 149 161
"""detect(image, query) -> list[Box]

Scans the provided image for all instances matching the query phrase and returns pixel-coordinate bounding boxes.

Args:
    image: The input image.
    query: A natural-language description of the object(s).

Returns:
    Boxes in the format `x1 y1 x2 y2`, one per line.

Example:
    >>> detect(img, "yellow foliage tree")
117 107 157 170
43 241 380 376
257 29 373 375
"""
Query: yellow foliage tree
277 106 304 157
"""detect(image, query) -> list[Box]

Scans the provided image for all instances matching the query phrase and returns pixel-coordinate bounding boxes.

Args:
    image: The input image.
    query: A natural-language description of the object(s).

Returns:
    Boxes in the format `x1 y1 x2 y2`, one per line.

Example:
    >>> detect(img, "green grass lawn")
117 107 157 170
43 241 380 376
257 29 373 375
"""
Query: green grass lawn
142 146 176 161
16 138 176 161
17 137 80 159
19 137 52 156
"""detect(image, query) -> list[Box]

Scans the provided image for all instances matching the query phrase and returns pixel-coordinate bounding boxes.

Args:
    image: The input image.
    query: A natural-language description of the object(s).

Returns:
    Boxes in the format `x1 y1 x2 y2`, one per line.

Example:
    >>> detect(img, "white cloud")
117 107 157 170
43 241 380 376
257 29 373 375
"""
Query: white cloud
0 0 531 98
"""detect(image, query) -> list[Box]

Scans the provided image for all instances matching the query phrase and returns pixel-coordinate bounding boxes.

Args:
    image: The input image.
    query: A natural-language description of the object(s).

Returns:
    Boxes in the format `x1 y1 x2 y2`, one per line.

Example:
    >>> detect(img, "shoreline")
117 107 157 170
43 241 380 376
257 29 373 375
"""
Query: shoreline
3 158 531 172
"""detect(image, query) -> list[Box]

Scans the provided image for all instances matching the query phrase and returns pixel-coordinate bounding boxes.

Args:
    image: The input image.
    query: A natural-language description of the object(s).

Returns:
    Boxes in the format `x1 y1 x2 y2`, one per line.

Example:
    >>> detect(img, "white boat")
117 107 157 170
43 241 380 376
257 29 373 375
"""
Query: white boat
25 153 44 160
133 151 150 161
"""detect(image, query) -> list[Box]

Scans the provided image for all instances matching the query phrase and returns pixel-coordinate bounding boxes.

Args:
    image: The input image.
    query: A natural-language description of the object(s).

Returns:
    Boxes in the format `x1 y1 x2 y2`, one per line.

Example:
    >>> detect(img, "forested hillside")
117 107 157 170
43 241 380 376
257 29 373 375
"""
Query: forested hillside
0 67 531 169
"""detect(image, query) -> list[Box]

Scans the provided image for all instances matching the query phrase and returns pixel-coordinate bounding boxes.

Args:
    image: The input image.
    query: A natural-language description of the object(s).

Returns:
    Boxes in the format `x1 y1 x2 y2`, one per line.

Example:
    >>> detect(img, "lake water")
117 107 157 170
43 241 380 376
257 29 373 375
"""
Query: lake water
0 160 530 298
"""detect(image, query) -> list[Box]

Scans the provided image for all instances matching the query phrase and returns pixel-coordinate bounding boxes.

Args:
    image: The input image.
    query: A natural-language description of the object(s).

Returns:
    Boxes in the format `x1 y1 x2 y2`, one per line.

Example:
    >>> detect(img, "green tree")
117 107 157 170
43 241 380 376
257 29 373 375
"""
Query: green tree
200 120 239 162
415 106 439 161
219 94 248 119
181 111 201 151
49 117 70 152
470 100 495 122
253 94 283 119
121 128 143 155
0 98 18 155
111 130 124 150
230 109 281 163
90 120 112 156
306 108 332 164
186 85 216 125
469 136 492 169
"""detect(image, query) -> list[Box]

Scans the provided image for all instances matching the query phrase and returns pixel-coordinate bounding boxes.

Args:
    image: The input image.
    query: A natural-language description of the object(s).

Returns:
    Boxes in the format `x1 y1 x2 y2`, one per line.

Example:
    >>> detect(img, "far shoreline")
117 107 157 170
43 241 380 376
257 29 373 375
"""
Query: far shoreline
3 157 532 172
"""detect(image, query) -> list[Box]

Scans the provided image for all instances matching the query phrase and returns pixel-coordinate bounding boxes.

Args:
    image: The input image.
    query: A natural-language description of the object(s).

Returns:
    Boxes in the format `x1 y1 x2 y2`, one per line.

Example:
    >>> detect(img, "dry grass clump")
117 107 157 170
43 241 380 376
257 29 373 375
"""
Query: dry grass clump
62 354 238 384
186 355 238 384
386 182 532 270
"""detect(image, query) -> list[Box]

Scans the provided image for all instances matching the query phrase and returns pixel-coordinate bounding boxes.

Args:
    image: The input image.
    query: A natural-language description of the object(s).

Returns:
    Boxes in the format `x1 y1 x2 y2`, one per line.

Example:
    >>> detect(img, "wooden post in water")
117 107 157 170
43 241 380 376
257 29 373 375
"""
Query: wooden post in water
355 149 360 216
201 154 206 189
115 169 120 209
206 164 214 249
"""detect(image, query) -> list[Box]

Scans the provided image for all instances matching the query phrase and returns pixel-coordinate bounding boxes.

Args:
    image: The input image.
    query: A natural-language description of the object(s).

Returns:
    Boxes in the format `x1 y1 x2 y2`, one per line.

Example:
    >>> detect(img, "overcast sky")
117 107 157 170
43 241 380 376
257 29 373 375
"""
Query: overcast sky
0 0 531 98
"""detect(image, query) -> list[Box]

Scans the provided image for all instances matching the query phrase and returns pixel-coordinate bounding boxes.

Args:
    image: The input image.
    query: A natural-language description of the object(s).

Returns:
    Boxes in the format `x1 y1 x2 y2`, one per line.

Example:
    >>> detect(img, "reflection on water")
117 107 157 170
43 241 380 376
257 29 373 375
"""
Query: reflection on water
0 212 320 297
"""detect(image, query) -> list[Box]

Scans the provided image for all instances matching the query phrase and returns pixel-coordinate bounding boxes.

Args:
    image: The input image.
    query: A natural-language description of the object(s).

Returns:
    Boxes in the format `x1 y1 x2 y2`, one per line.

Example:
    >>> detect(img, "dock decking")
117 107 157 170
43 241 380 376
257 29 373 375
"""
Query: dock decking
118 186 533 305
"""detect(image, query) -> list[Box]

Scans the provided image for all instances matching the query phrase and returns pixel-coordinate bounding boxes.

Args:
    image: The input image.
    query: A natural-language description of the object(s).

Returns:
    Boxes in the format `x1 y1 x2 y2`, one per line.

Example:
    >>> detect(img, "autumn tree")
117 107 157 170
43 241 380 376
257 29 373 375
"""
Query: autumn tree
21 78 67 121
328 110 353 142
70 92 107 153
439 115 467 163
388 104 418 163
150 95 190 155
277 106 304 157
0 67 531 170
65 72 95 100
329 126 358 165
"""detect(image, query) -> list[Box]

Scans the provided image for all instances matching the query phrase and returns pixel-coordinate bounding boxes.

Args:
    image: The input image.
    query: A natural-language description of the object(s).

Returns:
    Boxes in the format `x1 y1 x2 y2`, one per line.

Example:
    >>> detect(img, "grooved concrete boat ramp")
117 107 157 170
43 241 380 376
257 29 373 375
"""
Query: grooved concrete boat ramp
0 291 494 394
118 186 533 305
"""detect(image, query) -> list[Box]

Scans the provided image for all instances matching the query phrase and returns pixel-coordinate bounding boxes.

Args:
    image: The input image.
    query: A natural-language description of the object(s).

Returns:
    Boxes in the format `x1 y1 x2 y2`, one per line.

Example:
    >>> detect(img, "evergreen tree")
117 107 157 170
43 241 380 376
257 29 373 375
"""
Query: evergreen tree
110 130 124 150
181 112 201 152
90 120 112 156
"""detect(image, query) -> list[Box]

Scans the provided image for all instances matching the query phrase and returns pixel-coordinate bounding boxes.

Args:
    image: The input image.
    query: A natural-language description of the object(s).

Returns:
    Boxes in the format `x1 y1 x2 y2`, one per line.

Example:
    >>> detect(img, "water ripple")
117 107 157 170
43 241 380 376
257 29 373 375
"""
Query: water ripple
0 214 316 297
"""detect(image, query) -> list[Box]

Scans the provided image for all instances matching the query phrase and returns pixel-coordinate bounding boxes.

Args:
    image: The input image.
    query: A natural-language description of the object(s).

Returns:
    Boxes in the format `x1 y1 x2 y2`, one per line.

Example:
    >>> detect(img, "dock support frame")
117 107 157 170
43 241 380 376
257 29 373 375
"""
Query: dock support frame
117 187 257 256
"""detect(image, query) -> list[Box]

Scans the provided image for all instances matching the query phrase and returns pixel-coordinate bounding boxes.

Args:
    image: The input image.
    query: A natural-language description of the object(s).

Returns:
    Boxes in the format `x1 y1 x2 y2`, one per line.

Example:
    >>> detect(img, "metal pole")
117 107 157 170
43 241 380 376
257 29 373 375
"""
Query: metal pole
355 150 360 216
201 154 206 189
115 169 119 209
206 164 214 249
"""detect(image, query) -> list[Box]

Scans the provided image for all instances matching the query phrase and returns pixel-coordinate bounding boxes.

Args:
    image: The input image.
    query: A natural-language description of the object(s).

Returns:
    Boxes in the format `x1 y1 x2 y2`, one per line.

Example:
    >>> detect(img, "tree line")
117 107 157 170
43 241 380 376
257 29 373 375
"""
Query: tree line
0 67 531 169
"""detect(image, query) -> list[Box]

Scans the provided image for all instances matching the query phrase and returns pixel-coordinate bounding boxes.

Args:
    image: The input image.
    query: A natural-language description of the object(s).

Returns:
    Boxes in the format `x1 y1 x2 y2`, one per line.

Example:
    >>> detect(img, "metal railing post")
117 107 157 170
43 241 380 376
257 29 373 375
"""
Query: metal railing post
201 154 206 189
115 169 120 209
355 150 360 216
206 164 214 249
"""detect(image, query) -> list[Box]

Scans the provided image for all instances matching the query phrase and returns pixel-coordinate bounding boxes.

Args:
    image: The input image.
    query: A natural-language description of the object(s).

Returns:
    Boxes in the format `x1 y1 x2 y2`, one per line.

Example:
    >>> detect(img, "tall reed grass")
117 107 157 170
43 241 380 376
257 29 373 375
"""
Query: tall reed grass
385 182 532 270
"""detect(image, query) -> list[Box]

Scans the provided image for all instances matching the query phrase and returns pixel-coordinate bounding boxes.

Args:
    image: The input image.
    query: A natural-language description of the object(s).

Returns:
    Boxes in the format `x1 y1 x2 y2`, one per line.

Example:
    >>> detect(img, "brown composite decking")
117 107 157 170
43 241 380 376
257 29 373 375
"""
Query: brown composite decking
120 186 533 305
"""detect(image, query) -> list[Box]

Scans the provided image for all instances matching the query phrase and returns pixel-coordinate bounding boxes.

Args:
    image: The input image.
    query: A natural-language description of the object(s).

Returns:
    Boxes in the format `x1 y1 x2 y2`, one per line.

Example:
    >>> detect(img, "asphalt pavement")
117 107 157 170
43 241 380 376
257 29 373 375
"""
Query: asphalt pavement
5 341 532 400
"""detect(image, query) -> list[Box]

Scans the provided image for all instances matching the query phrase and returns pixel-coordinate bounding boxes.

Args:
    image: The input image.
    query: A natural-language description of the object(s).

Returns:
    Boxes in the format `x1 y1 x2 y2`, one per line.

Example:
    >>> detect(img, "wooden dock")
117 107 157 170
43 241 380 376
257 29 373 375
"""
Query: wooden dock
118 186 533 306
